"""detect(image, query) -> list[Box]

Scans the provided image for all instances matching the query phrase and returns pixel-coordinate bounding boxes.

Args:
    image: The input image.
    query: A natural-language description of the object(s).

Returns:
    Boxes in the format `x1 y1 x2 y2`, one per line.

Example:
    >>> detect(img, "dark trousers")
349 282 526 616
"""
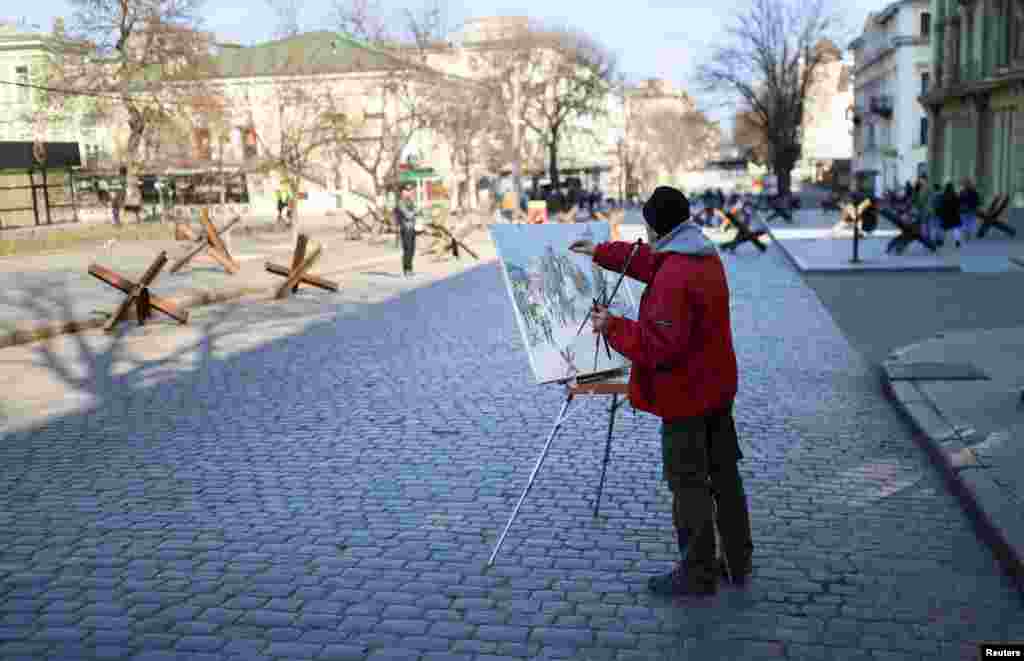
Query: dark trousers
663 405 754 584
400 227 416 273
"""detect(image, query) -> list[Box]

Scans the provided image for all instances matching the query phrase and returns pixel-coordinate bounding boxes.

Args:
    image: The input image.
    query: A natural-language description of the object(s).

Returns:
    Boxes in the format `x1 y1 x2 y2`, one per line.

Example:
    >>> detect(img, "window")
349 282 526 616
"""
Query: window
15 65 29 104
920 116 929 146
1015 0 1024 60
920 12 931 39
921 72 930 95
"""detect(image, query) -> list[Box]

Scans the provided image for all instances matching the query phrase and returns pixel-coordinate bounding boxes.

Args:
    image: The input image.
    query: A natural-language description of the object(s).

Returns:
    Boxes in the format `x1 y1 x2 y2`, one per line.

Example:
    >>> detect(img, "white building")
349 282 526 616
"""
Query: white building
0 20 113 162
850 0 933 194
797 40 855 184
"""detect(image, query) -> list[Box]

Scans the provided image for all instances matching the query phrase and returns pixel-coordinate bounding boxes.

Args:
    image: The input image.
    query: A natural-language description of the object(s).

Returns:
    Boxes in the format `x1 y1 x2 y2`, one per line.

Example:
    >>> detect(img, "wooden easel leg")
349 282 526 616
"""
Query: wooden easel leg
593 393 621 518
488 392 577 567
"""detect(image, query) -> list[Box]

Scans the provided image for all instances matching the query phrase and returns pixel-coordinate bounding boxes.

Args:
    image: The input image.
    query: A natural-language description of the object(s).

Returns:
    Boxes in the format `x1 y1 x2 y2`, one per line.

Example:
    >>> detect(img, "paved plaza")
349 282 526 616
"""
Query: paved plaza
0 210 1022 660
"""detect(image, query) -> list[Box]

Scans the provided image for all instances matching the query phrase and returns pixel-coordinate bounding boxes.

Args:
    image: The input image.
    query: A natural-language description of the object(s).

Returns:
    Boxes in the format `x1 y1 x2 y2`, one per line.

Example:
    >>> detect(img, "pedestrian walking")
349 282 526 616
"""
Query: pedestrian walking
569 186 754 597
110 166 130 226
925 184 944 245
912 175 929 226
395 184 418 277
940 182 964 248
275 185 289 222
959 177 980 242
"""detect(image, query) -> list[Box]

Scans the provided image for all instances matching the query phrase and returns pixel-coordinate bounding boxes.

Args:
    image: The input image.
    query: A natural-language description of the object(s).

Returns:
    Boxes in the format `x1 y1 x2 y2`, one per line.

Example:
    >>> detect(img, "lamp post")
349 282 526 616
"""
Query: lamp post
850 205 862 264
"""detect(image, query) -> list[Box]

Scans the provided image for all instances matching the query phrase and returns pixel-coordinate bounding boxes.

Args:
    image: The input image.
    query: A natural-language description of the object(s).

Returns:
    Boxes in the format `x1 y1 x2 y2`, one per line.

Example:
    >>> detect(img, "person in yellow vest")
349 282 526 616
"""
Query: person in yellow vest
275 185 292 222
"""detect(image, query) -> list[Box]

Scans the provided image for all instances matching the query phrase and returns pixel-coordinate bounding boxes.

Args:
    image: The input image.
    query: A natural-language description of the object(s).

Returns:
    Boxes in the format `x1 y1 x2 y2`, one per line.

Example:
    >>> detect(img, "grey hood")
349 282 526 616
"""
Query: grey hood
652 221 717 256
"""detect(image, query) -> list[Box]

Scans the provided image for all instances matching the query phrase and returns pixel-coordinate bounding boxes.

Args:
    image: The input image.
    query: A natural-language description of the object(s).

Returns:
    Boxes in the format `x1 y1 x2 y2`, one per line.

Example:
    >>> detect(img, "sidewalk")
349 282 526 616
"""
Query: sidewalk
766 207 1024 591
882 330 1024 590
0 220 497 348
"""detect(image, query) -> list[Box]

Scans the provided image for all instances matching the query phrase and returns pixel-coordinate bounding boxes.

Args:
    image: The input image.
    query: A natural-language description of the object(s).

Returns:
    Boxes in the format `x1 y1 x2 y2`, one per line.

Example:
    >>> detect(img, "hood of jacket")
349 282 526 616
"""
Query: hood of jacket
652 221 717 256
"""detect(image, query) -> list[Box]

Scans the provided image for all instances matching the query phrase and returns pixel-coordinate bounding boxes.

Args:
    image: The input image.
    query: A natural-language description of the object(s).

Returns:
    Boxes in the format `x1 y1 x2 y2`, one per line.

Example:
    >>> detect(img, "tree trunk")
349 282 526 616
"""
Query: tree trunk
548 134 560 192
463 158 473 210
773 142 797 198
120 108 145 226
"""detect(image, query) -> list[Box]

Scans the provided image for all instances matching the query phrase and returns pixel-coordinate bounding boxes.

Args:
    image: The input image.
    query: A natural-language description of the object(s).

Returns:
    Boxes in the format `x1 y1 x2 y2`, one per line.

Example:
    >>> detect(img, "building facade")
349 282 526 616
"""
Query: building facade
922 0 1024 219
0 20 112 166
797 41 855 184
850 0 933 194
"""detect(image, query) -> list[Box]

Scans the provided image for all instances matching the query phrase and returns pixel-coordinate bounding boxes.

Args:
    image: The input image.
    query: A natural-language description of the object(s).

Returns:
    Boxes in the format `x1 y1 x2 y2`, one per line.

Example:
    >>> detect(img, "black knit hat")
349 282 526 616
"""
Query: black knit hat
643 186 691 236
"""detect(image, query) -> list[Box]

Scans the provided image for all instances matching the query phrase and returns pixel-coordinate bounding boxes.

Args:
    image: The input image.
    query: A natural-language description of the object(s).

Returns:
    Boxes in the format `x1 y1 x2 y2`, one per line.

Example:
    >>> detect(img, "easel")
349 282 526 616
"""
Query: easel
488 369 630 566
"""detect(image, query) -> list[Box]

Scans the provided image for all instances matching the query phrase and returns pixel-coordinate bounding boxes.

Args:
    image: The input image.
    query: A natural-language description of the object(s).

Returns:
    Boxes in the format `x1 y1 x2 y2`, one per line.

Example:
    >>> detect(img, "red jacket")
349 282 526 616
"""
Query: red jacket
593 224 738 421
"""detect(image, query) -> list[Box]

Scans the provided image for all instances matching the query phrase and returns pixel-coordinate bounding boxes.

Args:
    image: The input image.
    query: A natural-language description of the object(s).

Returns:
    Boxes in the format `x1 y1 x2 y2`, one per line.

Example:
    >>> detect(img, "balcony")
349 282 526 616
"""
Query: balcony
870 95 894 118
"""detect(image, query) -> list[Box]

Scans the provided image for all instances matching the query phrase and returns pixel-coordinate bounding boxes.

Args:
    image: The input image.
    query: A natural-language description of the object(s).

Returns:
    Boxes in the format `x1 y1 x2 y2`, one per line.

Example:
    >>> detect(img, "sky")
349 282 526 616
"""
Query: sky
11 0 884 135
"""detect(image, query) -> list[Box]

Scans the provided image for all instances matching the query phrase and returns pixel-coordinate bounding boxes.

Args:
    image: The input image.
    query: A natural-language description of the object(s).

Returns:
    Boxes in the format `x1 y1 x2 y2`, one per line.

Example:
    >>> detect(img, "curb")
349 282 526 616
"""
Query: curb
880 371 1024 593
0 286 270 350
766 226 965 274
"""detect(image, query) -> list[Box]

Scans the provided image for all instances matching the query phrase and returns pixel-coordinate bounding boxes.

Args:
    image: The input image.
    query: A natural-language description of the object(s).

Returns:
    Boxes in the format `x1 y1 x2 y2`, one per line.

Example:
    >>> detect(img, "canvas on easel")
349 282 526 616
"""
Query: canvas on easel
489 222 639 384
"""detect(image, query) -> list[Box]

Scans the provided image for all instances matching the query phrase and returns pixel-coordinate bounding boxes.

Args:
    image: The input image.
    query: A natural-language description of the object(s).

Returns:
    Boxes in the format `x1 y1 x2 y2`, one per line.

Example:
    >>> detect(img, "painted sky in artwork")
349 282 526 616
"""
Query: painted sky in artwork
490 222 639 384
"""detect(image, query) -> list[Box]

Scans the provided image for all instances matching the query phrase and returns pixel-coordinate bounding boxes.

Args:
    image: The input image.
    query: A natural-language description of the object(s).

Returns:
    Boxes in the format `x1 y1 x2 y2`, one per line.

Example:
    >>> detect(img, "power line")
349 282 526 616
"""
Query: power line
0 79 222 110
0 78 131 102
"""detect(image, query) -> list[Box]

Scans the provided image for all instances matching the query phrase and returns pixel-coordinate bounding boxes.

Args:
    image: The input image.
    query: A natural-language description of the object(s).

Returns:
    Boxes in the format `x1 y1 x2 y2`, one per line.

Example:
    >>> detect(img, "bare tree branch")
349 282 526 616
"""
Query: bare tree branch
697 0 846 194
267 0 302 39
476 21 615 192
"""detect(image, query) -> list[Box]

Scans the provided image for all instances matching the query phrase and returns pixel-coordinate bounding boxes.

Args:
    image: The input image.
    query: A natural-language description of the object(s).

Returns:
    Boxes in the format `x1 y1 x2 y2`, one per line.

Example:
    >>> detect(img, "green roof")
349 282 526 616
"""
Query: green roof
190 31 410 80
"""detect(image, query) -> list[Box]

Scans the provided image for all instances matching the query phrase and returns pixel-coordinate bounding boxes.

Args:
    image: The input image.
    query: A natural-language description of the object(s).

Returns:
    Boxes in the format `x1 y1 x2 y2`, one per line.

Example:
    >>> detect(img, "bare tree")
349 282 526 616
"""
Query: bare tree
698 0 843 195
59 0 211 164
644 102 721 181
733 106 772 166
245 81 355 235
421 79 501 210
333 0 449 55
267 0 303 38
503 25 615 192
330 0 455 234
45 0 213 220
610 78 650 201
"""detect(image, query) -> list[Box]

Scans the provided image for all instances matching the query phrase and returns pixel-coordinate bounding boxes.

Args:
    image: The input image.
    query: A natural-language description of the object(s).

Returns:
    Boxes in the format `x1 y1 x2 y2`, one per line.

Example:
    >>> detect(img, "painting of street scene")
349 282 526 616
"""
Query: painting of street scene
490 222 639 384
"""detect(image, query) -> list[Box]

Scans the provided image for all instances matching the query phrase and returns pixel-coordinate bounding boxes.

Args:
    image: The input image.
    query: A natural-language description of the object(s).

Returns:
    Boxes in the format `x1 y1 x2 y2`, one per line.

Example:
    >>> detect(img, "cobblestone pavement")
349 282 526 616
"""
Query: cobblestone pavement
0 232 1022 661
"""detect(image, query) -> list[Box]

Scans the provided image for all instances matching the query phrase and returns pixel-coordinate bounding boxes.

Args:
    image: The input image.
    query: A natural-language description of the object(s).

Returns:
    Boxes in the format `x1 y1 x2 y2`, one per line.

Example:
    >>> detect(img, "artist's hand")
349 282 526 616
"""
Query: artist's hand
591 304 610 334
569 240 595 256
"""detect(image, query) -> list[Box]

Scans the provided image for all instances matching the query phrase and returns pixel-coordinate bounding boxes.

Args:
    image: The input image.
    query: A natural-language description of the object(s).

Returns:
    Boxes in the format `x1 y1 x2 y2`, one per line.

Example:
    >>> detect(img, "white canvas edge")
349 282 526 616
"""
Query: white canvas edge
489 224 545 384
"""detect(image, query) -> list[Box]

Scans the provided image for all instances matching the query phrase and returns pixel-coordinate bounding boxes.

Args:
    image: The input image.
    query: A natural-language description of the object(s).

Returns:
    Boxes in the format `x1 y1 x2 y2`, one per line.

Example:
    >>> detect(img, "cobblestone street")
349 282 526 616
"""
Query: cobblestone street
0 238 1022 660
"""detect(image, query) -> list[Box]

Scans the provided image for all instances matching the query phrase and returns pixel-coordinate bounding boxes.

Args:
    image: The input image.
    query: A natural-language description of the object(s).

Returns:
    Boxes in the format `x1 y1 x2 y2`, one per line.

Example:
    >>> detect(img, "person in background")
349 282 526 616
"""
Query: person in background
927 184 945 245
395 184 419 277
912 175 930 227
275 185 289 223
940 182 964 249
959 178 980 242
